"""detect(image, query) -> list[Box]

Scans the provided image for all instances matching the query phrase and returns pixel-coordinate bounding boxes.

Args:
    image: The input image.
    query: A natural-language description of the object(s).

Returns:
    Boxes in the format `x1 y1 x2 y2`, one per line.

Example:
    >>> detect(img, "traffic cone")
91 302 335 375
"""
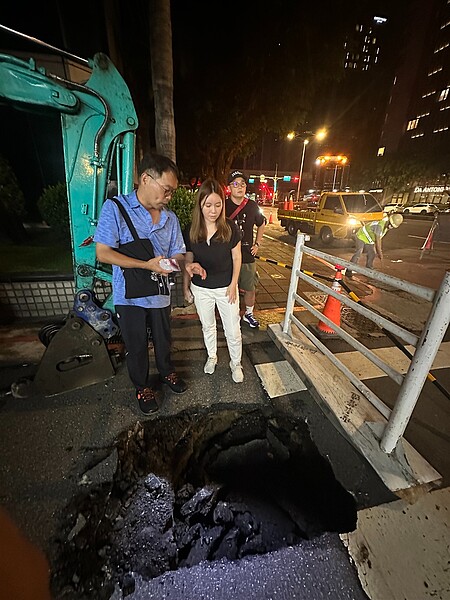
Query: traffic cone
269 211 273 224
284 199 288 209
420 221 437 259
288 198 294 210
310 267 343 339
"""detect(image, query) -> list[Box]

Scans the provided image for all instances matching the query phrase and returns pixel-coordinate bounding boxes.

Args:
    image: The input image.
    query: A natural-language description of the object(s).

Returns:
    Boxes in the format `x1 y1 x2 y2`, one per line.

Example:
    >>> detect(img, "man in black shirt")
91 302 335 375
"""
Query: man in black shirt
225 170 265 328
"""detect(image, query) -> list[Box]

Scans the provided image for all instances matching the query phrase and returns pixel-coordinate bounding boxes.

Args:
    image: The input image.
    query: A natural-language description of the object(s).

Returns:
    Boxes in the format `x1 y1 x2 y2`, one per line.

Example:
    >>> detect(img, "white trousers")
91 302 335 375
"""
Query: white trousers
191 283 242 366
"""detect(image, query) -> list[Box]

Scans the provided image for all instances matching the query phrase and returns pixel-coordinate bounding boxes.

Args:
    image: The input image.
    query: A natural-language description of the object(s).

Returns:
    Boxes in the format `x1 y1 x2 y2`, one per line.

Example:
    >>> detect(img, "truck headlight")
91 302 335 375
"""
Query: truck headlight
347 217 359 227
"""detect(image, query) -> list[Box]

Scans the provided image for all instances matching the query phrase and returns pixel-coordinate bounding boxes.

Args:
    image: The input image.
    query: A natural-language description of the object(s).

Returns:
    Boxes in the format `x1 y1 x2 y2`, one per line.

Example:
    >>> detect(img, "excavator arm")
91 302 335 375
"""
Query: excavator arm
0 51 138 299
0 50 139 396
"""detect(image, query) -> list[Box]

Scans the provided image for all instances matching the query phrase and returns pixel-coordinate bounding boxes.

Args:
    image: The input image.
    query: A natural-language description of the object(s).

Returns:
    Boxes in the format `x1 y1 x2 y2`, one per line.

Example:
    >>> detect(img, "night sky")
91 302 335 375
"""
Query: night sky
0 0 412 181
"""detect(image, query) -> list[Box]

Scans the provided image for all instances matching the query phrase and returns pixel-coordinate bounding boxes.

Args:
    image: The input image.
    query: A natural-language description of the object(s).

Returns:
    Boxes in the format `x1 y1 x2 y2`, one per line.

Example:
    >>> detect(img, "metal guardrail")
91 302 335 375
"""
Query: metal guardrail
283 232 450 454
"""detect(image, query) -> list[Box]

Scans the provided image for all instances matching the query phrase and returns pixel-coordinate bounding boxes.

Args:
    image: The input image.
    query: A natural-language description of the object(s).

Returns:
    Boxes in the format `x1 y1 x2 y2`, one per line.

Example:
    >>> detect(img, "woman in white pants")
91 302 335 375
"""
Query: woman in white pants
184 179 243 382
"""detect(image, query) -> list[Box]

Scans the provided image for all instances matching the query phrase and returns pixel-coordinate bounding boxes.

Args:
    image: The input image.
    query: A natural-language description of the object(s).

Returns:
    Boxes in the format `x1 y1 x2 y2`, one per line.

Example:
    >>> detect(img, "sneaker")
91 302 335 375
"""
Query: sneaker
136 387 159 415
204 356 217 374
242 312 259 328
229 360 244 383
161 372 187 394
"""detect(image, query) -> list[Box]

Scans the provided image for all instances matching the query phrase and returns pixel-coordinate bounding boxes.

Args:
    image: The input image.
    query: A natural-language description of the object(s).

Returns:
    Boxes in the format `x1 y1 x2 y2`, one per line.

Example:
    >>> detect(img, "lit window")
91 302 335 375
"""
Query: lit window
434 42 450 53
377 147 385 156
438 88 449 101
407 119 419 130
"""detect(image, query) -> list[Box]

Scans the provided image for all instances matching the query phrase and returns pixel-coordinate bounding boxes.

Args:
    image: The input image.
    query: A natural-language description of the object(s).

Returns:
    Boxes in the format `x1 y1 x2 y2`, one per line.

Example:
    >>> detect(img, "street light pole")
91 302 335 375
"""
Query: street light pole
287 128 327 202
296 139 309 202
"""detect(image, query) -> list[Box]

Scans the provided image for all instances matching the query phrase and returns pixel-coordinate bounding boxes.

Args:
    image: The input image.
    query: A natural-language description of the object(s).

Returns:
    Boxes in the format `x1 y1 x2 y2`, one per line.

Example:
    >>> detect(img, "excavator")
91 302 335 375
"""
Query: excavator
0 27 139 396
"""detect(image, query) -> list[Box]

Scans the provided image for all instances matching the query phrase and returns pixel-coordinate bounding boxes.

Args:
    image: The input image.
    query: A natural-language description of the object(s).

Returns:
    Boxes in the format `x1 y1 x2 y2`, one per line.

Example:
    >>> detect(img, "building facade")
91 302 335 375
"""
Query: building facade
378 0 450 205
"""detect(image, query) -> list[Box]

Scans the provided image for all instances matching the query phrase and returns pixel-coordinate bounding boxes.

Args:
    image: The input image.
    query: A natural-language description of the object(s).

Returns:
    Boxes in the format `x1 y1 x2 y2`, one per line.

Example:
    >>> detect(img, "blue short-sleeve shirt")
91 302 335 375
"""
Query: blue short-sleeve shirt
94 191 186 307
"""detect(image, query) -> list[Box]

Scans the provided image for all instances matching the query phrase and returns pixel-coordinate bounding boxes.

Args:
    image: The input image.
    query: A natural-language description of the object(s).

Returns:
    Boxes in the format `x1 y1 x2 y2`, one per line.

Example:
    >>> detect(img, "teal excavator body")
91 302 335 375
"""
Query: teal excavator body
0 50 139 396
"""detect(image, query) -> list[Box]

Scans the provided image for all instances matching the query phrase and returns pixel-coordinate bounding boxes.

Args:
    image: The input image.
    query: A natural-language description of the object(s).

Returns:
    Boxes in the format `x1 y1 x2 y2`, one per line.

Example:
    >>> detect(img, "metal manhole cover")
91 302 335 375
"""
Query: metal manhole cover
304 293 327 305
341 307 381 334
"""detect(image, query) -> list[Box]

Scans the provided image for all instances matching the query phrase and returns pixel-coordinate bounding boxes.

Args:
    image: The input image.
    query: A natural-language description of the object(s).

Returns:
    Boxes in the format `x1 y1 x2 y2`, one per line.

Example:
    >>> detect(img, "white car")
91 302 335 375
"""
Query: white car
402 203 440 215
382 203 402 214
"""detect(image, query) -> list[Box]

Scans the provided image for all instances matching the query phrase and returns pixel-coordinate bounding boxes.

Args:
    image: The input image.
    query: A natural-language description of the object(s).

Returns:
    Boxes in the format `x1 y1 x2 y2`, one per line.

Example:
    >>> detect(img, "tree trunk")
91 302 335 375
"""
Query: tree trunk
149 0 176 162
102 0 124 75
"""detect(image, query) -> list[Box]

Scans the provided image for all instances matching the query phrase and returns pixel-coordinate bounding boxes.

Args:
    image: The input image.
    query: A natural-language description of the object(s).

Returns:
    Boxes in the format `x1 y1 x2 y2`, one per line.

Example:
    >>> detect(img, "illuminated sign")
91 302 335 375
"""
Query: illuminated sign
414 186 450 193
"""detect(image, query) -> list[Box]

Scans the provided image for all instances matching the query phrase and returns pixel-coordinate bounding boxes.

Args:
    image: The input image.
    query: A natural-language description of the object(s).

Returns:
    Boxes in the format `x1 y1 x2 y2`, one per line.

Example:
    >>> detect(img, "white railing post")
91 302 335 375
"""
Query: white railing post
283 232 305 334
380 270 450 453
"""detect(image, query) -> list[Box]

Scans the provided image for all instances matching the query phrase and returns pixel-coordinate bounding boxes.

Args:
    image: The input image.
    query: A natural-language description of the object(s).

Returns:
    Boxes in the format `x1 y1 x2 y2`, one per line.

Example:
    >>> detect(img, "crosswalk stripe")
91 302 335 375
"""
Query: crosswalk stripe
334 341 450 380
255 360 307 398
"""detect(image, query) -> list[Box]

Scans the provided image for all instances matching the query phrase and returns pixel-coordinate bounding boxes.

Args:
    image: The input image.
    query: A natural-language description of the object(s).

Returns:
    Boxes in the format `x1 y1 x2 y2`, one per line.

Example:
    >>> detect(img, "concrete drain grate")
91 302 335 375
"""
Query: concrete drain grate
303 293 381 334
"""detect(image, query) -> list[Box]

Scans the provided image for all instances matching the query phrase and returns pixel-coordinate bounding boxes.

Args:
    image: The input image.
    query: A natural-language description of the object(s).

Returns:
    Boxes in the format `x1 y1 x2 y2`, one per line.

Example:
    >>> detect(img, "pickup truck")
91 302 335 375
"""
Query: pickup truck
278 192 384 244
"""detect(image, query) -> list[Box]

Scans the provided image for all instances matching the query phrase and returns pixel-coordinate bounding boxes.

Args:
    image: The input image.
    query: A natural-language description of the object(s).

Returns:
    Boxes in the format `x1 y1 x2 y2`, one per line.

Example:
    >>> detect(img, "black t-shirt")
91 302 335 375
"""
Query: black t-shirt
185 219 241 288
225 197 265 263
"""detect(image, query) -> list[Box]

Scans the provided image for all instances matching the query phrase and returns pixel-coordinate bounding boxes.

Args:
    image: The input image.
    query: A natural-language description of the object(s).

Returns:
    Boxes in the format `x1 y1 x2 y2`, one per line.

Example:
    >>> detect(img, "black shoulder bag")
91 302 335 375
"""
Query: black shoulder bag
111 198 169 298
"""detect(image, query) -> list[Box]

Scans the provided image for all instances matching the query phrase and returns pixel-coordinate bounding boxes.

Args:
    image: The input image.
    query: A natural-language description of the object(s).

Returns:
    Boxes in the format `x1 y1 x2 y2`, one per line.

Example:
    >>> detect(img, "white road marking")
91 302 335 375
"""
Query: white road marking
334 341 450 380
255 360 307 397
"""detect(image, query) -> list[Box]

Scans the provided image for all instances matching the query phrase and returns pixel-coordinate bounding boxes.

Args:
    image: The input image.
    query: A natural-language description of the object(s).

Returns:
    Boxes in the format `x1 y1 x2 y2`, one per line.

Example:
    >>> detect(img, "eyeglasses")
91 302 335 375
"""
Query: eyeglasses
146 172 176 197
230 181 246 188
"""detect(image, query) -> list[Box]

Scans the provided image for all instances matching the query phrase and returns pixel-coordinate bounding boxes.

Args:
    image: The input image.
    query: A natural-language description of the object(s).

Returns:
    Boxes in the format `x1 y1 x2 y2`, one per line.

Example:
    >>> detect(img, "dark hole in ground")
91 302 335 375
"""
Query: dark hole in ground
51 407 357 599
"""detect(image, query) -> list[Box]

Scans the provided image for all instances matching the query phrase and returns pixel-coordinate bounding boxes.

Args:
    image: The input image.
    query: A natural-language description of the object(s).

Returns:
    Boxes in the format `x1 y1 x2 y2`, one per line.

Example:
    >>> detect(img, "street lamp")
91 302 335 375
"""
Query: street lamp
297 139 309 202
287 129 327 201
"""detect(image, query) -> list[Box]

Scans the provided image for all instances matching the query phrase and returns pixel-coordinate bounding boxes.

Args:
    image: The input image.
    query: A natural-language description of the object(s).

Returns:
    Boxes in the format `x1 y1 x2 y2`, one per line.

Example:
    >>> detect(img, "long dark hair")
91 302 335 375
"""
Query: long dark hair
190 179 231 243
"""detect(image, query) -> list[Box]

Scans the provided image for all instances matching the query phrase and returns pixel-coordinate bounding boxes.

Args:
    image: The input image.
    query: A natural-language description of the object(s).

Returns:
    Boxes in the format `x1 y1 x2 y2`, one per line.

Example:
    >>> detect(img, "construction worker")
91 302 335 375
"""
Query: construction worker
346 213 403 278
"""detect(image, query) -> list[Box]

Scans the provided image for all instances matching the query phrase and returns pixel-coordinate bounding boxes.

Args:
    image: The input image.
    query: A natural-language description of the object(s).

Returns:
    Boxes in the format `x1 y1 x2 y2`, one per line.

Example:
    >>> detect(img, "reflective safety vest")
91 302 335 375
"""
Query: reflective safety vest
356 219 389 244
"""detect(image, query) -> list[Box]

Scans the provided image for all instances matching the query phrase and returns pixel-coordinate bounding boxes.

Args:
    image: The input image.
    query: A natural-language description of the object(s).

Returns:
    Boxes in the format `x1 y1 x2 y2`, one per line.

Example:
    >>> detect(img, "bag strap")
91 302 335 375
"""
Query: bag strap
229 197 249 220
112 197 155 258
112 197 140 241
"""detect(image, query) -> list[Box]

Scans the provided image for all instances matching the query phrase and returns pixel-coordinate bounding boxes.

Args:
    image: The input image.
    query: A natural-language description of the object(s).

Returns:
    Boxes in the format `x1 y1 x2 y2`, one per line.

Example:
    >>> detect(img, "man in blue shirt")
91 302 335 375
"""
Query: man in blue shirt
94 153 187 415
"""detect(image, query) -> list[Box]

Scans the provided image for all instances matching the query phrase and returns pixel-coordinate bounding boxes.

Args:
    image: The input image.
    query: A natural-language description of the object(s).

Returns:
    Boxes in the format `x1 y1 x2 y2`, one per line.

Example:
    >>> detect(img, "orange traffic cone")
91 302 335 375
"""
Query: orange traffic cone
420 221 437 259
284 199 288 209
269 211 273 224
311 267 343 338
288 198 294 210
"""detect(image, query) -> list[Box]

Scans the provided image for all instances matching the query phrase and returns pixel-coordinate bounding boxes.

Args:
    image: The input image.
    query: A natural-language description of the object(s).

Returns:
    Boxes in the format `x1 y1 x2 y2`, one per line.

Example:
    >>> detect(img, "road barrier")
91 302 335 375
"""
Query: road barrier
282 232 450 454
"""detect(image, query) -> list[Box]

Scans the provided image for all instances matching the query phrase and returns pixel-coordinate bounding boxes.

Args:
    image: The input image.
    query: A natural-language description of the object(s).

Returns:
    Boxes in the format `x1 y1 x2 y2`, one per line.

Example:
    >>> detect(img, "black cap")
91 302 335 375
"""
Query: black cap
227 170 248 184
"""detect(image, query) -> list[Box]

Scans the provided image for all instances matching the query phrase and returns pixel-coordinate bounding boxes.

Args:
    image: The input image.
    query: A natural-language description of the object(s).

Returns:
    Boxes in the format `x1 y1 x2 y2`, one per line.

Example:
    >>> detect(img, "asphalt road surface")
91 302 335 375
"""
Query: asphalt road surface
262 208 450 291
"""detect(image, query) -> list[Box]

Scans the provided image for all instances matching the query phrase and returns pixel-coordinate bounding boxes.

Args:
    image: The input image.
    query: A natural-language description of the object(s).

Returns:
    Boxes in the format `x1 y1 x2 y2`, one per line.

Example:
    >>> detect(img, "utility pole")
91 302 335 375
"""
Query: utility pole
250 170 289 206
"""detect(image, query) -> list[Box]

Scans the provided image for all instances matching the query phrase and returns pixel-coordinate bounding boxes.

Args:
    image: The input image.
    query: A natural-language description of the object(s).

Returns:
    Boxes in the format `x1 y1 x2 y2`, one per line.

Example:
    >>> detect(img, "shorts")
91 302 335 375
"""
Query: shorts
238 262 259 292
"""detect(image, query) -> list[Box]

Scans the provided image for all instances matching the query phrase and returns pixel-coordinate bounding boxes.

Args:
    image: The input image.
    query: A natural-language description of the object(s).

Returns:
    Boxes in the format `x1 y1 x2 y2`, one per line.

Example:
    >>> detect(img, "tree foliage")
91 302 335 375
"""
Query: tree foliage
37 182 70 242
167 186 196 231
0 155 26 218
351 153 450 196
0 154 28 242
171 1 347 183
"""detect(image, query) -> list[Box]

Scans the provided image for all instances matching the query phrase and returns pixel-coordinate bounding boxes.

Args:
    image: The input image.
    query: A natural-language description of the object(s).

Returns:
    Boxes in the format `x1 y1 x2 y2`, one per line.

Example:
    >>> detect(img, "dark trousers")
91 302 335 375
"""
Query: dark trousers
115 305 173 389
350 238 376 269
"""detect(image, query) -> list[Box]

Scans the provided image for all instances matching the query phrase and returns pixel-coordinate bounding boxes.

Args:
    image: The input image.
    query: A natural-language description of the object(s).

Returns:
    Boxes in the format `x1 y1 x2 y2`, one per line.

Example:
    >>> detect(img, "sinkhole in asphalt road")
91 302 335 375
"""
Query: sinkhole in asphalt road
52 407 357 599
